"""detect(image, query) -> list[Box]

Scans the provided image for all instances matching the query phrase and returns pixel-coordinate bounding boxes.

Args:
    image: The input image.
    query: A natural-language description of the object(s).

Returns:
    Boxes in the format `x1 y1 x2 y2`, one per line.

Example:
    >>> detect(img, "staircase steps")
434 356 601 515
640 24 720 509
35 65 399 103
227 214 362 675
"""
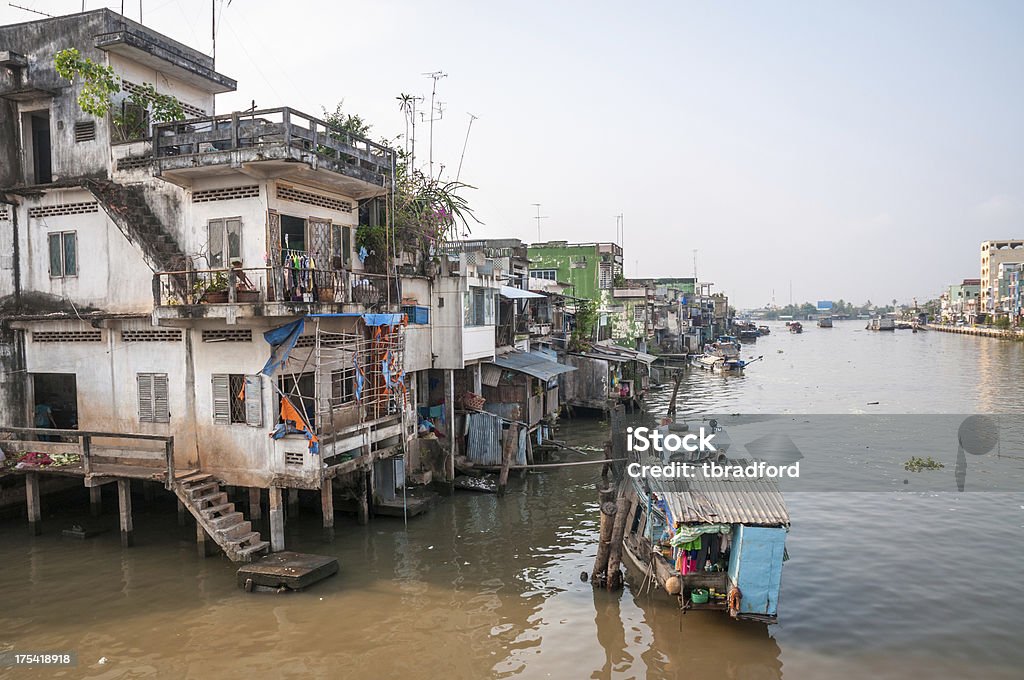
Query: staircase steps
172 474 270 563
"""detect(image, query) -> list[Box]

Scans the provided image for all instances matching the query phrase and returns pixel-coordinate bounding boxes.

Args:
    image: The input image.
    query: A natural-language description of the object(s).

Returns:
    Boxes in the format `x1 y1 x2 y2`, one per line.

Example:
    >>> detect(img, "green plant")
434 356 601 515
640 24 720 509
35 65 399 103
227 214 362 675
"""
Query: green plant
356 224 388 274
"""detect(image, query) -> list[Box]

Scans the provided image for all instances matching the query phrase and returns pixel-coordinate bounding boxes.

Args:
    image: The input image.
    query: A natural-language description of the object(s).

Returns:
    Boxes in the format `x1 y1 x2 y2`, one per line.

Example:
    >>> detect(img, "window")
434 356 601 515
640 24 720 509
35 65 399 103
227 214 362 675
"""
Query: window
212 373 262 426
331 223 352 267
48 231 77 277
599 262 613 289
137 373 169 423
530 269 557 281
634 305 645 322
331 367 356 405
464 286 496 327
208 218 242 268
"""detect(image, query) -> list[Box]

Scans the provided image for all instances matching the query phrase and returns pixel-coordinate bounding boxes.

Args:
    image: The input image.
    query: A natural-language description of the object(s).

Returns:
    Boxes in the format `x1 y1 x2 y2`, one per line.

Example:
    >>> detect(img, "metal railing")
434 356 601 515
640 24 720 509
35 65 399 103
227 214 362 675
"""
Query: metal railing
152 107 395 182
0 427 175 489
153 265 401 309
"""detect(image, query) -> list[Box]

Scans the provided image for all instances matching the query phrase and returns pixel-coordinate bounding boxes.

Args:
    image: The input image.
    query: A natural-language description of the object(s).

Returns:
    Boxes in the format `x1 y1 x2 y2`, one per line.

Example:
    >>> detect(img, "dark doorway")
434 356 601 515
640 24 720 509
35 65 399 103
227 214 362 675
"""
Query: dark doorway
30 113 52 184
280 215 306 252
32 373 78 431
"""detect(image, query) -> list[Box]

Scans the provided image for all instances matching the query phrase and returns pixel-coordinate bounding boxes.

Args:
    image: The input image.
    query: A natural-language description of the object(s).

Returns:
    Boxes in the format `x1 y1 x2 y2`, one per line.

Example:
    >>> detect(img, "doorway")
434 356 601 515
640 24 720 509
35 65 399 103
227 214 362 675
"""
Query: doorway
31 373 78 431
24 111 52 184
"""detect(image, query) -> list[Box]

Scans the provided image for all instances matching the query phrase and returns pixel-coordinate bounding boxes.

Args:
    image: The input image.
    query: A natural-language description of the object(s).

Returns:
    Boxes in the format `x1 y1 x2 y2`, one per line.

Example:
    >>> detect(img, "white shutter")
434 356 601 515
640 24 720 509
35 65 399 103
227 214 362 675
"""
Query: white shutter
244 374 263 427
212 374 230 424
138 373 154 422
153 373 170 423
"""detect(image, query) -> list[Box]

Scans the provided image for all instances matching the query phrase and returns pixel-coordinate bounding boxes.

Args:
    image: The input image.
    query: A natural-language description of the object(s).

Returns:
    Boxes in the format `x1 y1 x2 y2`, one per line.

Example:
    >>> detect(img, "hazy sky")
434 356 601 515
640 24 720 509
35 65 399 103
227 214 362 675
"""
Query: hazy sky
5 0 1024 307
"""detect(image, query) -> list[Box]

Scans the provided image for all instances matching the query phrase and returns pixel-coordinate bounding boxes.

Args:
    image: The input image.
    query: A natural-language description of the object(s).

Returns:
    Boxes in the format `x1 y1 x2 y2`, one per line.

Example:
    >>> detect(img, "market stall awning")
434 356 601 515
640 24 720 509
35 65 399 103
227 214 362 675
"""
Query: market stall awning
500 285 546 300
489 351 576 381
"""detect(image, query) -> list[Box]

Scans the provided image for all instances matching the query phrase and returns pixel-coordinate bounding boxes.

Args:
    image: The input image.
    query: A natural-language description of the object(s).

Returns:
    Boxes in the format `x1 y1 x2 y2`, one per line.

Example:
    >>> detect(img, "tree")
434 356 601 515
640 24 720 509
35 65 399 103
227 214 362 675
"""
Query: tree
55 48 184 140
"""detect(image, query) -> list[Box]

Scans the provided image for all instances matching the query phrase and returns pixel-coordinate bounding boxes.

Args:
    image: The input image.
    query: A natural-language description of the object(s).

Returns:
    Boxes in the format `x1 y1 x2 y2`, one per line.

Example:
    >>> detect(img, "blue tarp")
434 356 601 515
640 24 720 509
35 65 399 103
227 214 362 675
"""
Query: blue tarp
362 313 406 327
260 319 304 376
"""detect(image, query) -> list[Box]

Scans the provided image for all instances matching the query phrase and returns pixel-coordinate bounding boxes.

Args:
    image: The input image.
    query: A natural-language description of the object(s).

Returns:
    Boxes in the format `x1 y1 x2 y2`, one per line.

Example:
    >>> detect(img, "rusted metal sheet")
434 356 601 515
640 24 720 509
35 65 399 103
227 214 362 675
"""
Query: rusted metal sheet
562 354 610 410
466 411 526 466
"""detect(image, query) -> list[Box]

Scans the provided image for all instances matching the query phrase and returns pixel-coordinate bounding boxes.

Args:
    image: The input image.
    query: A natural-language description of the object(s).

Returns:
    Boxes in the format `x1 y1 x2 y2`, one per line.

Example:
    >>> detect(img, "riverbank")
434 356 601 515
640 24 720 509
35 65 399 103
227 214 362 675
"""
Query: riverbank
927 323 1024 339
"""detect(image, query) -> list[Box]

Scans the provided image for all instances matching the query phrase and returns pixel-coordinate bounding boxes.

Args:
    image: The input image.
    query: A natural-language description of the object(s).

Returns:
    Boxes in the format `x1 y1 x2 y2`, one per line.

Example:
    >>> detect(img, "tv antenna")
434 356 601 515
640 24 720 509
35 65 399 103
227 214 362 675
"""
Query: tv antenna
422 71 447 179
531 204 549 241
455 112 478 182
615 213 623 247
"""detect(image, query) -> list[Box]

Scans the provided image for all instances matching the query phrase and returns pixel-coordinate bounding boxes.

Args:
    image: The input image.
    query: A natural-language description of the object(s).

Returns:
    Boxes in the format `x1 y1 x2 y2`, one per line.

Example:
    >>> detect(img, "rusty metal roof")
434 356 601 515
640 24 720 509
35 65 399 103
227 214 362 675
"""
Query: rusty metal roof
649 467 790 527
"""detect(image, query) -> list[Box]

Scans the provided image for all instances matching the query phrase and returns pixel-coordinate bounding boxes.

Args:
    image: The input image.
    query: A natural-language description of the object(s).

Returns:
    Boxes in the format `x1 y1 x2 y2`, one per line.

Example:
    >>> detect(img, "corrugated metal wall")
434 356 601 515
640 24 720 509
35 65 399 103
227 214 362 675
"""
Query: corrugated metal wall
466 411 526 466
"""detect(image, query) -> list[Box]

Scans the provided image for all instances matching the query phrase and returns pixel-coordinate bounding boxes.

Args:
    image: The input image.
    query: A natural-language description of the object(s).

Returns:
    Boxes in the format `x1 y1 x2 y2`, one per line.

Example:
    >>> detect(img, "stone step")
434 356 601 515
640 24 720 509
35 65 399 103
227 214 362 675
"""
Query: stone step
222 521 253 539
193 491 227 508
209 512 243 530
235 541 270 560
186 482 220 499
200 503 234 519
223 530 260 547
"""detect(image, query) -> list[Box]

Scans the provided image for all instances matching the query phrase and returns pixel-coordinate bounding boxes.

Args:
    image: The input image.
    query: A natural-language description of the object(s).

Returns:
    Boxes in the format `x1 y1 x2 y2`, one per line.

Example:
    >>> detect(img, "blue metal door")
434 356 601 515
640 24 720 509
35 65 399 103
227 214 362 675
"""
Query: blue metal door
727 525 786 617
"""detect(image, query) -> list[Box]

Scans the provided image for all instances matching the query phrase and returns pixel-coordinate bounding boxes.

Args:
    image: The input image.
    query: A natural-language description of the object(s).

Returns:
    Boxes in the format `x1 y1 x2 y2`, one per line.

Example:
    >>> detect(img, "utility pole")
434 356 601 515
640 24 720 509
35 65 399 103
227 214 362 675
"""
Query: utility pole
615 214 623 247
531 204 549 242
422 71 447 180
692 249 698 280
455 112 478 182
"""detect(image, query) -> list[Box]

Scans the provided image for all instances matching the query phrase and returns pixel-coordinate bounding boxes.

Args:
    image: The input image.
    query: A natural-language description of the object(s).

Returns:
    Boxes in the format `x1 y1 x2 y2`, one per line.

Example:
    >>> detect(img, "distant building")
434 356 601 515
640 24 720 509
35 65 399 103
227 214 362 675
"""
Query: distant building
527 241 622 303
980 240 1024 316
941 279 981 323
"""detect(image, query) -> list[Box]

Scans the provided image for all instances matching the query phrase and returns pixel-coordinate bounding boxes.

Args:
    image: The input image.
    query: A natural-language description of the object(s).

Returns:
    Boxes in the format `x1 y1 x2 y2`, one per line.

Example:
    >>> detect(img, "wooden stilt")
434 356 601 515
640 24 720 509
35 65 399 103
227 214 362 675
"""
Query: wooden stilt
269 486 285 552
498 407 521 496
26 473 41 536
177 499 187 526
356 471 369 526
321 478 334 539
90 486 102 517
117 478 133 548
248 487 262 521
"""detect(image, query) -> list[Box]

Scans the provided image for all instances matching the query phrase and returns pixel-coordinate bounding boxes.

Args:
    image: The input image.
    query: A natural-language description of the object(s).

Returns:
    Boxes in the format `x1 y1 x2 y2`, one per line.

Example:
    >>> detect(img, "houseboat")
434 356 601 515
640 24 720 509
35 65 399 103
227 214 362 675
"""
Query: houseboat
817 316 833 328
866 317 895 331
757 325 771 336
620 453 790 623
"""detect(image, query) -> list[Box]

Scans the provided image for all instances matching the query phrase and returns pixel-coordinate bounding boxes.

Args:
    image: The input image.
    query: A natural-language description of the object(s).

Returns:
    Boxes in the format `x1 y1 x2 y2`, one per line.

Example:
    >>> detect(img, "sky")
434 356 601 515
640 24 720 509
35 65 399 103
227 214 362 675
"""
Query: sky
4 0 1024 308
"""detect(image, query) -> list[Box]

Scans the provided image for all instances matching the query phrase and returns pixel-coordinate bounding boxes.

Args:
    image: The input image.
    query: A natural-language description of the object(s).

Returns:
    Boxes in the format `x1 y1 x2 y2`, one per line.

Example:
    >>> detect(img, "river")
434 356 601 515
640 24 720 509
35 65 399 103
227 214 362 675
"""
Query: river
2 321 1023 678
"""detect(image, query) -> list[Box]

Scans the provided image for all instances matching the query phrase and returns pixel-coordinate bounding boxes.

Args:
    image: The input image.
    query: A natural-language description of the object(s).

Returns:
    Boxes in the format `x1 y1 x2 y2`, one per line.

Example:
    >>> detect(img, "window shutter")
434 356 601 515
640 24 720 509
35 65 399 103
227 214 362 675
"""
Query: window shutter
244 374 262 427
208 219 224 268
48 233 62 276
138 373 154 422
153 373 169 423
212 374 230 424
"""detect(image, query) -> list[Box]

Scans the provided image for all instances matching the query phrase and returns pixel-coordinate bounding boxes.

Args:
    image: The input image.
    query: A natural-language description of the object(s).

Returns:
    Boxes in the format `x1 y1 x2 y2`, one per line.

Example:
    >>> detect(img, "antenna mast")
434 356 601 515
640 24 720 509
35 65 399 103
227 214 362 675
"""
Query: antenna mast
531 204 549 241
422 71 447 180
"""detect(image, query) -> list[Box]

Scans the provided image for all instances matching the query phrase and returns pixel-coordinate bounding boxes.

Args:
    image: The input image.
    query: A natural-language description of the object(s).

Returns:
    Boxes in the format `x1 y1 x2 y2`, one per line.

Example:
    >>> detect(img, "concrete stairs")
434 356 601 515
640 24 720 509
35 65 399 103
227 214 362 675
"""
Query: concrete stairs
173 470 269 563
82 178 190 294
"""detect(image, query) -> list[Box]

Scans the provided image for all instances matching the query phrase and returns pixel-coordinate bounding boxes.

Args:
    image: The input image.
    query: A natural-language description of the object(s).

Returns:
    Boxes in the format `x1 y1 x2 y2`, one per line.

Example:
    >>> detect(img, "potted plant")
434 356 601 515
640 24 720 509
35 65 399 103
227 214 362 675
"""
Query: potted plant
197 271 229 303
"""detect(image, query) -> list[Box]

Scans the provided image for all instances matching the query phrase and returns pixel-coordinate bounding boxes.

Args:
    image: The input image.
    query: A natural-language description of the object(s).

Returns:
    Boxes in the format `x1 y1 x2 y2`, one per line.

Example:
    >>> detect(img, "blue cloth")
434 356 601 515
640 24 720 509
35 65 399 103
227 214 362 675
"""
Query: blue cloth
362 313 405 327
260 319 304 376
358 246 368 263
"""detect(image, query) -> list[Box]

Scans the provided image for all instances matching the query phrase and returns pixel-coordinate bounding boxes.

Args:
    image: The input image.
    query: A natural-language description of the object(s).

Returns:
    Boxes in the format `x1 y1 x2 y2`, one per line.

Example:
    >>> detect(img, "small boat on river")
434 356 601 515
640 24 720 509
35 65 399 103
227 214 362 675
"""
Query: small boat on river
787 321 803 334
817 316 833 328
692 339 747 374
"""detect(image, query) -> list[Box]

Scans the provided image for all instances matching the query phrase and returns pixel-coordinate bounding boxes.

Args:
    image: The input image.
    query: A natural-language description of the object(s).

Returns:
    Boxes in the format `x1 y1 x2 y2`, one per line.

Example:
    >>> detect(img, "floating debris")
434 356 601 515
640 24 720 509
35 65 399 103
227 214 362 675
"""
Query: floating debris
904 456 945 472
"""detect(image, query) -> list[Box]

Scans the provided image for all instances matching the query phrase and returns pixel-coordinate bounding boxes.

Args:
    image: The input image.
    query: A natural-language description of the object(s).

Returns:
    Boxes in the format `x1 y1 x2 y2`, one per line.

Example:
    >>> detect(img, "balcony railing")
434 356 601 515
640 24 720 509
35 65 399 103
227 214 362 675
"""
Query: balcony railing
153 107 395 187
152 265 400 310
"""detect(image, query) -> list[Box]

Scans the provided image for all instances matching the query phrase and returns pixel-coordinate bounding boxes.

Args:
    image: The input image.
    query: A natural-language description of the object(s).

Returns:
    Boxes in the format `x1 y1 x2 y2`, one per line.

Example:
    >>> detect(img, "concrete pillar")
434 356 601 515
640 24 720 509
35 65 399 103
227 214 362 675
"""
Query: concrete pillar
25 473 41 536
248 487 262 521
269 486 285 552
473 362 482 394
356 471 369 526
196 522 214 558
117 479 133 548
287 487 300 521
445 368 456 483
321 478 334 539
90 486 102 517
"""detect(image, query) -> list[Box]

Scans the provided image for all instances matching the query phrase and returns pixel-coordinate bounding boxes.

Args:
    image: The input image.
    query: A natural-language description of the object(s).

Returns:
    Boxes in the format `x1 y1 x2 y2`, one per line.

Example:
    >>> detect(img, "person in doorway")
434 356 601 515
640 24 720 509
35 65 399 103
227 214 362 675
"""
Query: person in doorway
34 400 57 441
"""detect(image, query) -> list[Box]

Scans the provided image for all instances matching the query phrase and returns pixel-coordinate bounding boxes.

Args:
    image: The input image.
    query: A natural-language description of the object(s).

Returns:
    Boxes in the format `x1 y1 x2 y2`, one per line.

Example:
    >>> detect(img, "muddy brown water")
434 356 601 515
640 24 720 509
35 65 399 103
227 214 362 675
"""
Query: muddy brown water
2 322 1023 678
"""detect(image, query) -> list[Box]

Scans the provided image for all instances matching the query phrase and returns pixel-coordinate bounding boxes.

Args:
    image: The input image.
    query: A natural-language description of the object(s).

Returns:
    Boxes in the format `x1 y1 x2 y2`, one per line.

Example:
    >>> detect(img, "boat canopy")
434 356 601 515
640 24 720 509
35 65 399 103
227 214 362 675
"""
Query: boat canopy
648 465 790 527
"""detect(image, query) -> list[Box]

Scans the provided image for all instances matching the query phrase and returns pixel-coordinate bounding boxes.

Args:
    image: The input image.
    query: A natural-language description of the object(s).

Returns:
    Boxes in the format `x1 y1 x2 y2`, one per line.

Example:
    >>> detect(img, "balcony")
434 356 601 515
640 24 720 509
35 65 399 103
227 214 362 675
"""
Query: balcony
152 108 394 199
151 265 401 324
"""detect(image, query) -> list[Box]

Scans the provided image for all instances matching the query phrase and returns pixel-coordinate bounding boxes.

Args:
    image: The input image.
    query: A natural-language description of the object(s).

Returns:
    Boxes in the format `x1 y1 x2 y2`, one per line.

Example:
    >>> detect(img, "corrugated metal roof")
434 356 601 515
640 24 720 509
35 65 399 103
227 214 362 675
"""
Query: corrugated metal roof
579 343 657 365
500 285 546 300
489 351 577 381
649 466 790 526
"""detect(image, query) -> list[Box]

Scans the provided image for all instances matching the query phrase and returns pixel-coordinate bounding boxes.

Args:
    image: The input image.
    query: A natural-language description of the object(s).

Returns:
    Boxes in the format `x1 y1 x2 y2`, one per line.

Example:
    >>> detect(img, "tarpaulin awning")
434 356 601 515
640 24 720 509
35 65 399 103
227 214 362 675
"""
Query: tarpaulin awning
261 318 304 376
488 351 576 381
500 285 546 300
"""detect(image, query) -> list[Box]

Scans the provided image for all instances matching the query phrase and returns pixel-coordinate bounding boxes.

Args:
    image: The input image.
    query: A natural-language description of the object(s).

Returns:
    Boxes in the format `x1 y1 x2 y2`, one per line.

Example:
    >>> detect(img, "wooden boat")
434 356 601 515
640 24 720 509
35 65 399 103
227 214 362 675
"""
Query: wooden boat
692 339 746 374
738 328 759 341
788 321 803 334
620 453 790 623
757 325 770 336
817 316 833 328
